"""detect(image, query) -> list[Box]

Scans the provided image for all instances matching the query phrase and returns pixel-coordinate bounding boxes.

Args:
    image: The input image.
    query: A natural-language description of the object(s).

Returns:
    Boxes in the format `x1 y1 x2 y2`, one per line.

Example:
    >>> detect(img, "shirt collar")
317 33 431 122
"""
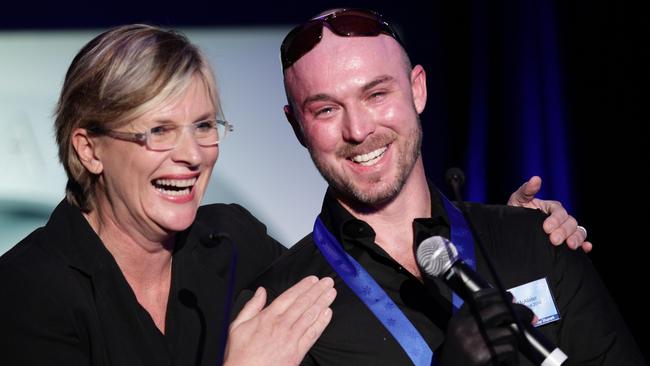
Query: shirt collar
42 199 210 277
318 180 451 252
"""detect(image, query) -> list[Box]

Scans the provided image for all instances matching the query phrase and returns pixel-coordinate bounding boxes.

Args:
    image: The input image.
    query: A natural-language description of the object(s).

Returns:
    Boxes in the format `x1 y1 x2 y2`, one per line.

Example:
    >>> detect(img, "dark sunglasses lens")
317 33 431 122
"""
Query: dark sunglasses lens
281 10 398 69
327 12 384 37
282 21 323 69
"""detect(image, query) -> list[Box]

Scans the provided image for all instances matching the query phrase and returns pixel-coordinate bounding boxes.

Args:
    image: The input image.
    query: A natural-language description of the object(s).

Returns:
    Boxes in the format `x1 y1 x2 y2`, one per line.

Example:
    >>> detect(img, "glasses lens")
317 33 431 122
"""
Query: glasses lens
281 9 400 70
145 121 225 150
216 121 227 143
327 10 384 37
281 21 323 69
148 125 178 150
195 120 222 145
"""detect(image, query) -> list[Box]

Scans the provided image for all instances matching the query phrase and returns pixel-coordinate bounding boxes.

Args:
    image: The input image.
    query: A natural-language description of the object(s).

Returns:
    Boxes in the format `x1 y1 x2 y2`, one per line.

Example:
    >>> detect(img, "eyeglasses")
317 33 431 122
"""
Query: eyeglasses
280 8 403 70
89 119 233 151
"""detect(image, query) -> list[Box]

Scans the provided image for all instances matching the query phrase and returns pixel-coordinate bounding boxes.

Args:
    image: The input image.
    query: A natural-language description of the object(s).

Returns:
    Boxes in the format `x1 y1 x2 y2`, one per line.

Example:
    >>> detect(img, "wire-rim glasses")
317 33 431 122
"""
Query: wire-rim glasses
88 119 233 151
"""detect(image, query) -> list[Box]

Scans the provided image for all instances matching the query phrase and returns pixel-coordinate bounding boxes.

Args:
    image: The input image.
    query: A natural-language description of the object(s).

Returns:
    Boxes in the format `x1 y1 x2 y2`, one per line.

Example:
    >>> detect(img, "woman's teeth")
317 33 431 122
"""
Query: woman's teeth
153 177 197 196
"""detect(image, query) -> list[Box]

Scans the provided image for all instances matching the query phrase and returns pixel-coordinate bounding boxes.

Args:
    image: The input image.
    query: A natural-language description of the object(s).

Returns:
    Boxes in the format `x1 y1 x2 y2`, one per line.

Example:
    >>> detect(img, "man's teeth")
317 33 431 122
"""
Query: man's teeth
351 147 387 166
153 178 197 196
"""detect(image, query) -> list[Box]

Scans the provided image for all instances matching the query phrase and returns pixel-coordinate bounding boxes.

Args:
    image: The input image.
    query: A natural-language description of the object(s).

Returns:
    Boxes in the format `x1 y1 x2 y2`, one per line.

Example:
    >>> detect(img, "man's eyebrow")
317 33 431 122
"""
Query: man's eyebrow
361 75 396 92
302 94 335 109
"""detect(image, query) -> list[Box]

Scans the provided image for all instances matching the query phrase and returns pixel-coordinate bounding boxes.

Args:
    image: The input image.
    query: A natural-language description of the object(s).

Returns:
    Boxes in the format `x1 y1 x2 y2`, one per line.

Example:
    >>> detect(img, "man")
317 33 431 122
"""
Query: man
233 8 644 366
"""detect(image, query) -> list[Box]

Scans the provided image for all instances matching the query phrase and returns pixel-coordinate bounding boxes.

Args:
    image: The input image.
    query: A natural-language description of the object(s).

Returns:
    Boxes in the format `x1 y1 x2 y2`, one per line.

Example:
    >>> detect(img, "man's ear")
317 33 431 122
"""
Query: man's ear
284 104 306 148
410 65 428 114
71 128 103 174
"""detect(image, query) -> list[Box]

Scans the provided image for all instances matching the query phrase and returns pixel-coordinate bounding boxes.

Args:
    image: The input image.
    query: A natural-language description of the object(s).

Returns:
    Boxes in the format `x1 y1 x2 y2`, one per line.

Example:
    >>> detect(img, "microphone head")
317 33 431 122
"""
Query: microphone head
445 167 466 187
416 236 459 277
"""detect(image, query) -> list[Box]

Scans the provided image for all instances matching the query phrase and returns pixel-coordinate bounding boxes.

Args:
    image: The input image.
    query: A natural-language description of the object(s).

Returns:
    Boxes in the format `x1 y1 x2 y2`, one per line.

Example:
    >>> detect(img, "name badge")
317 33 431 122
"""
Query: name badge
508 278 560 327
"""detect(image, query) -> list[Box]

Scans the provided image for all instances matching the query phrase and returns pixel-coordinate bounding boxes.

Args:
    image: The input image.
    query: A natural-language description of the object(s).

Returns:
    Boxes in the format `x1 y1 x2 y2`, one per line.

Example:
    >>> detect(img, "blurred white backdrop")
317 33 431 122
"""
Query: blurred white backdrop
0 28 327 254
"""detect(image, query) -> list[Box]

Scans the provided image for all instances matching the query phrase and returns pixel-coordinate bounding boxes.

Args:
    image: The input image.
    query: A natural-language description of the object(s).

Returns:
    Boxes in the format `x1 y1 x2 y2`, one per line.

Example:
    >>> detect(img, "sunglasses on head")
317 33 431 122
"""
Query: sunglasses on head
280 8 403 70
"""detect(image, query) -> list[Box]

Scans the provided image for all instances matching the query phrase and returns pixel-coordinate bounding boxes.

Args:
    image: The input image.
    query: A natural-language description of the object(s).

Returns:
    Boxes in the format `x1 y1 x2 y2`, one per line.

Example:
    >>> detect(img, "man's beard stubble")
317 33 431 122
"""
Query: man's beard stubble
307 116 423 210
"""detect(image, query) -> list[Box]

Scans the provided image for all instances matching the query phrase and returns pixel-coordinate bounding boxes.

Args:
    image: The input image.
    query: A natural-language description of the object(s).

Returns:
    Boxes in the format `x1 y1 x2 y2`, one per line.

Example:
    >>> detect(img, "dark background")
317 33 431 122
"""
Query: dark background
2 0 647 361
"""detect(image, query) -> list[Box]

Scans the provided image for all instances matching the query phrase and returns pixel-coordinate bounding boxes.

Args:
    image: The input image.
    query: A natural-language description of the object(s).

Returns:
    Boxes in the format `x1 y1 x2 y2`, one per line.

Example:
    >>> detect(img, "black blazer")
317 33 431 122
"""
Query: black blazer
0 200 285 366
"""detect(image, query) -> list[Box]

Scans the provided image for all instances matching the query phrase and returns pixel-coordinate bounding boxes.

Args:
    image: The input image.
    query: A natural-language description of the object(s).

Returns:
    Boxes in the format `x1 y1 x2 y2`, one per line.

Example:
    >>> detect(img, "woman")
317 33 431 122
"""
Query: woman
0 24 587 366
0 24 335 366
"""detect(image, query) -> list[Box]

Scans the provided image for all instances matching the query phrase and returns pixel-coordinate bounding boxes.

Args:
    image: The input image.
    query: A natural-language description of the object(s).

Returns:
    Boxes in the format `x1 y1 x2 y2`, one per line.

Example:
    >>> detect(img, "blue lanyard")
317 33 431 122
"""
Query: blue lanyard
312 190 477 365
438 191 477 310
314 217 435 366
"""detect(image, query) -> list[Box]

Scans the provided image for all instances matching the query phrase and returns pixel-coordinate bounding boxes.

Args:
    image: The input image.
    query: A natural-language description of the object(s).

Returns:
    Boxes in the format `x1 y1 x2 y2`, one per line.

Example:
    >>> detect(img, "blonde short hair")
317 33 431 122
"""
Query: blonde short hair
54 24 219 211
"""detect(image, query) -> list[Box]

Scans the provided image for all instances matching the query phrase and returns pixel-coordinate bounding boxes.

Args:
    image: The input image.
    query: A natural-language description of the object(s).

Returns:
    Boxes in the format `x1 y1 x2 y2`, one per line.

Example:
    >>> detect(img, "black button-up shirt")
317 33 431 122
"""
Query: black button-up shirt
248 185 643 365
0 200 286 366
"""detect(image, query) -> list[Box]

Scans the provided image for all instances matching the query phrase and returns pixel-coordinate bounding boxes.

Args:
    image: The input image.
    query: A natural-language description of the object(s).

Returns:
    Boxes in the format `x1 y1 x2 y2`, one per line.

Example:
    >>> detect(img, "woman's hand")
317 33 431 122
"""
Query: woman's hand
224 276 336 366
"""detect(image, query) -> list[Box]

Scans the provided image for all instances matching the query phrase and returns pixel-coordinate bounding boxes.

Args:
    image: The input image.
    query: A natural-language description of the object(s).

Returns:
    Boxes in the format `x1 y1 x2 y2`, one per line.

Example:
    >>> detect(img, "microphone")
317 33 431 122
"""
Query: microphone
417 236 568 366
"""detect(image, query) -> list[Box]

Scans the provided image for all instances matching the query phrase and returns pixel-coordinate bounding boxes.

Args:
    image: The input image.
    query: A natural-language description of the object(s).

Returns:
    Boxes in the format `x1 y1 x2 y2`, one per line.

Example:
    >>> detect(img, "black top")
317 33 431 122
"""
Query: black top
245 187 643 365
0 199 285 366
